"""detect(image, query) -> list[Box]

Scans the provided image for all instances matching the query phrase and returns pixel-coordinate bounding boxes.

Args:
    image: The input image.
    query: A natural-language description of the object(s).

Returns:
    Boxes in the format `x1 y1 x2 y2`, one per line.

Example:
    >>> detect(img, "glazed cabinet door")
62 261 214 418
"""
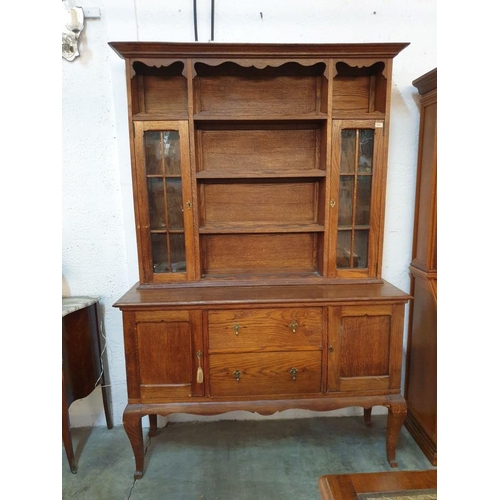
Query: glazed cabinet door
327 304 404 393
329 120 385 278
124 310 204 403
133 121 196 284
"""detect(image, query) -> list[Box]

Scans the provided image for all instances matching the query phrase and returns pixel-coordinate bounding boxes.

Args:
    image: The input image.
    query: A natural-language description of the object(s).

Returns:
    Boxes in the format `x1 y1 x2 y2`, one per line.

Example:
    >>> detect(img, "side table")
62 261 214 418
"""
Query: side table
62 296 113 473
318 470 437 500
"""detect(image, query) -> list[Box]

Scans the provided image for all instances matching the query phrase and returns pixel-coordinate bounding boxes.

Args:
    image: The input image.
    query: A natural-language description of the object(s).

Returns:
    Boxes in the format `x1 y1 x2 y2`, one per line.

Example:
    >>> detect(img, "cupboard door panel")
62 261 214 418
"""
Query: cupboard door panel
328 304 403 392
135 311 203 402
340 314 390 377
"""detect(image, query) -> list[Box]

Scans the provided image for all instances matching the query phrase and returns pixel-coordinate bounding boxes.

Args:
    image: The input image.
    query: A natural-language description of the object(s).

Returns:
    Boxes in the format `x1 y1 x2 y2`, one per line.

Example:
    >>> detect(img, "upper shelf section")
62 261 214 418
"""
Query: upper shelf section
193 61 327 118
111 42 409 122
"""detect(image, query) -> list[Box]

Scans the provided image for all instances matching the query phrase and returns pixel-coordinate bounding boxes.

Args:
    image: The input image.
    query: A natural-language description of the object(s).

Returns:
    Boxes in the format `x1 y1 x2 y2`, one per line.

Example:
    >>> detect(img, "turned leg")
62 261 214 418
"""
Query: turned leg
148 414 158 437
385 396 407 468
363 407 373 427
123 405 145 479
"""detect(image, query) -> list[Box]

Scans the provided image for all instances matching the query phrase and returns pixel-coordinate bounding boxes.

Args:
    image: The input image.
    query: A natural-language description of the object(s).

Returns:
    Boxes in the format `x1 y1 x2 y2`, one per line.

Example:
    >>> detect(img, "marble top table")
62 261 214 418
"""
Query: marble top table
62 294 112 473
62 296 100 317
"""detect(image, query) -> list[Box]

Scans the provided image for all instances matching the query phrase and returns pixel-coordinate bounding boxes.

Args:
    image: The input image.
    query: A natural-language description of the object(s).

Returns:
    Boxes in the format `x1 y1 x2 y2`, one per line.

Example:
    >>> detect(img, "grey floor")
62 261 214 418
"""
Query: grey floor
62 415 436 500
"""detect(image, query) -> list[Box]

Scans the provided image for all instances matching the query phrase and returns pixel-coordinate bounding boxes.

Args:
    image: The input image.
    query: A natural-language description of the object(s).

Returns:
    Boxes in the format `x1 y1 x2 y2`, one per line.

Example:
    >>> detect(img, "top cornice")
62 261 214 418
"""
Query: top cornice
108 41 410 60
412 68 437 95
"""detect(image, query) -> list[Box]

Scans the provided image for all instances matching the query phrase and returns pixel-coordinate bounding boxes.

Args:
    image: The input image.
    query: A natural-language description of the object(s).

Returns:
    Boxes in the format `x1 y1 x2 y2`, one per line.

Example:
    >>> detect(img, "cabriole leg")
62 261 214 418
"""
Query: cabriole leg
123 405 145 479
386 396 407 467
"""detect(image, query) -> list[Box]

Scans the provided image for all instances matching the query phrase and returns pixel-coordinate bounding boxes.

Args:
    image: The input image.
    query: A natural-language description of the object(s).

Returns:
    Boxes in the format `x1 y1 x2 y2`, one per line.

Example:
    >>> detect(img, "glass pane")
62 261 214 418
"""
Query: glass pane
354 230 369 268
166 178 184 230
336 230 352 268
340 129 356 173
151 233 168 273
148 178 166 230
358 129 374 173
338 176 354 226
145 132 162 175
145 128 187 275
355 176 372 225
170 234 186 273
164 131 181 176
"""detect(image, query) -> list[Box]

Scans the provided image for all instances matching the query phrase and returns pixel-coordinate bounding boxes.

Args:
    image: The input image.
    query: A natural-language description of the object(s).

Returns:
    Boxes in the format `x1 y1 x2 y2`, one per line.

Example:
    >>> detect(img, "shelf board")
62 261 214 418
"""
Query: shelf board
199 222 325 234
196 170 326 180
194 112 328 121
332 111 385 120
132 112 189 121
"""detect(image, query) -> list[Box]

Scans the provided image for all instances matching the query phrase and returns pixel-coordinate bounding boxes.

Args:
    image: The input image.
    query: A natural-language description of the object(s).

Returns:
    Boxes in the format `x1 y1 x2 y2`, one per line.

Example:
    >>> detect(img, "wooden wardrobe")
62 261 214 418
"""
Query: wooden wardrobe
404 68 437 465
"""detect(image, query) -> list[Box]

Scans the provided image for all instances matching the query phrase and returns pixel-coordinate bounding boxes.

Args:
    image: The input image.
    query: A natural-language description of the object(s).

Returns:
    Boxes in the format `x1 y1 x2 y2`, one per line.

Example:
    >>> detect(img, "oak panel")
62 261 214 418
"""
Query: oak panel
136 321 192 386
201 181 318 225
202 233 318 275
339 313 391 377
198 127 321 173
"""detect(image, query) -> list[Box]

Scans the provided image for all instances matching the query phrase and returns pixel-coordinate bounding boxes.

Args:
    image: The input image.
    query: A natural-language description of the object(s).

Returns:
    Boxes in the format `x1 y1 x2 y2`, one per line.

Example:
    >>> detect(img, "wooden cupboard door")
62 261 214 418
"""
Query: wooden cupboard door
327 304 404 393
329 120 385 279
133 311 204 402
133 121 196 284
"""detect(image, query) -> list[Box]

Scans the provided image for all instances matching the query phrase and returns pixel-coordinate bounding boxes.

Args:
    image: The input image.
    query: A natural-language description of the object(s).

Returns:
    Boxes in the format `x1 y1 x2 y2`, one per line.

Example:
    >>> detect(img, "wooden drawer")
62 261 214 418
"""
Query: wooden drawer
208 307 323 351
209 351 322 397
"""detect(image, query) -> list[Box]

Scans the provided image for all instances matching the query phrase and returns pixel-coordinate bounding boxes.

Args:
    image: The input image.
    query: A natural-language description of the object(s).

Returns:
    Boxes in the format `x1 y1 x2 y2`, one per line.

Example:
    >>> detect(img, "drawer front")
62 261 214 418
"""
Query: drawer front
209 351 322 397
208 308 323 351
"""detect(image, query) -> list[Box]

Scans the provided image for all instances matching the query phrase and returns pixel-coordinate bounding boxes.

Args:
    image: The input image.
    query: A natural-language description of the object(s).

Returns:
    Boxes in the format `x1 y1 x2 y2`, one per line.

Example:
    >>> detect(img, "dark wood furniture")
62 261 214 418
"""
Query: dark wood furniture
62 296 113 473
110 42 411 479
318 470 437 500
404 68 437 466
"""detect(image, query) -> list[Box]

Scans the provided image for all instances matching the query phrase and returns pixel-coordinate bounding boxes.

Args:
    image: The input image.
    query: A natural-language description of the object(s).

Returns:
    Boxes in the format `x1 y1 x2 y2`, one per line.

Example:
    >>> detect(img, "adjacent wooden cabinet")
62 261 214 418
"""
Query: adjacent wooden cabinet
111 42 411 479
404 68 437 465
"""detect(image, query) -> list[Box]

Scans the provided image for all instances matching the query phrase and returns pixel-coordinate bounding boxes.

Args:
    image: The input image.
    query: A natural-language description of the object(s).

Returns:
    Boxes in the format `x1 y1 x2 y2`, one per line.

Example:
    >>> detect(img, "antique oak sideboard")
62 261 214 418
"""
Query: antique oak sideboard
110 42 411 479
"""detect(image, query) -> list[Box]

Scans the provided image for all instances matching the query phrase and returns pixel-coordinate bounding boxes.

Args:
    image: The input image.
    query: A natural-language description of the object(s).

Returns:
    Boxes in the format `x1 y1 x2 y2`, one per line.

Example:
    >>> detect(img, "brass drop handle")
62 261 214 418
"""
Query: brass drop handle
289 320 299 333
328 345 334 355
289 367 299 381
233 324 241 336
196 350 203 384
233 369 242 382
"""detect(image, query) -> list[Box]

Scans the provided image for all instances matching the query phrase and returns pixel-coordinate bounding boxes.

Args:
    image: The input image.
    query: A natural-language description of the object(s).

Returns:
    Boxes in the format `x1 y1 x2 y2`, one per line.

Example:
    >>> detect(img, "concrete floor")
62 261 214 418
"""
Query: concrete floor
62 414 435 500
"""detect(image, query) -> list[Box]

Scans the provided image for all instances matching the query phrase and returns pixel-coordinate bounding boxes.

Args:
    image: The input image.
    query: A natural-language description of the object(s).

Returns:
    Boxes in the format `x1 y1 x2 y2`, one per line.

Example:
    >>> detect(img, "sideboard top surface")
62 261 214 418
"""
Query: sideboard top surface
113 281 410 309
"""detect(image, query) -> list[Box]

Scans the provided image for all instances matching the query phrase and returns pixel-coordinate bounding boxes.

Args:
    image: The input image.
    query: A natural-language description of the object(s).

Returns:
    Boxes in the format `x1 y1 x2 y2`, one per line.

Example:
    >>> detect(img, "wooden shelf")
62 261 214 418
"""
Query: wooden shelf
196 170 326 180
194 113 328 122
133 112 189 121
199 222 325 234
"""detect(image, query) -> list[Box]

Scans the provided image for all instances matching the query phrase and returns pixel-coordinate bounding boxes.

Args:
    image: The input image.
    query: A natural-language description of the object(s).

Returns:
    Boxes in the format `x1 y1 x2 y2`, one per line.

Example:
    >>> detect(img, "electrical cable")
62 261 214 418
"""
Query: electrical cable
211 0 215 41
193 0 198 41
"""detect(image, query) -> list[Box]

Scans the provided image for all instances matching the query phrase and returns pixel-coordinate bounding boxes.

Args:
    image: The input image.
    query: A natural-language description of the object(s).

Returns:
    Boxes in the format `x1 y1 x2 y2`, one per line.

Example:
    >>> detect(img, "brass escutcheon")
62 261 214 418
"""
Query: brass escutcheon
233 369 241 382
233 324 241 335
289 320 299 333
289 367 299 381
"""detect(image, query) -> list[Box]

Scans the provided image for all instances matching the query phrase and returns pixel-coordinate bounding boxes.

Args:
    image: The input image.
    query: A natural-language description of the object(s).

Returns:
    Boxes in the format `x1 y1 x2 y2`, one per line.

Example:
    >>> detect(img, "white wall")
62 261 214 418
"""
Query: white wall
62 0 436 427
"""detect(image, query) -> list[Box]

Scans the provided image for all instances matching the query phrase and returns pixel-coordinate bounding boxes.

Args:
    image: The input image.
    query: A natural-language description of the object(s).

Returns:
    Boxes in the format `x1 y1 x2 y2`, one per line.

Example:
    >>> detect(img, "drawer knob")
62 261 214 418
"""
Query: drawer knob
289 367 299 381
288 320 299 333
233 369 242 382
233 324 241 336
